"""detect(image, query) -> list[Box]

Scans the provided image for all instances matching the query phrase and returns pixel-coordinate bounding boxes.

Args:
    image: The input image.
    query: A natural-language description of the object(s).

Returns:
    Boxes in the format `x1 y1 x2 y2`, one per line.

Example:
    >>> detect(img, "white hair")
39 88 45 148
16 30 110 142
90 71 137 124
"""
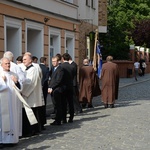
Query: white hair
3 51 14 61
1 57 10 64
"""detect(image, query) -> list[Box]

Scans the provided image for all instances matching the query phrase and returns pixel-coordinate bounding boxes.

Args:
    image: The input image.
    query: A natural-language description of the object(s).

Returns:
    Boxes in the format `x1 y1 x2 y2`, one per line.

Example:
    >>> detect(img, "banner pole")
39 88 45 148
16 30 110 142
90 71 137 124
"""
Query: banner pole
93 29 98 71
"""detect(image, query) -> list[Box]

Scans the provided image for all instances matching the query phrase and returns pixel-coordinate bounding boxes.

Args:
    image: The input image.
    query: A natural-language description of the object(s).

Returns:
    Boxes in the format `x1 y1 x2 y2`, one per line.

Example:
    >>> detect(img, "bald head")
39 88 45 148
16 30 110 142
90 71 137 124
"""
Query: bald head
106 56 113 62
3 51 14 62
83 59 89 65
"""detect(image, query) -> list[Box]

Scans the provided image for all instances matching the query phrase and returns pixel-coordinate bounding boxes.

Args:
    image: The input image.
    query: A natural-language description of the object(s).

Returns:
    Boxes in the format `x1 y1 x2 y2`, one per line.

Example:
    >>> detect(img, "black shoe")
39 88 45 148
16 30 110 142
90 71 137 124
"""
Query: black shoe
88 104 94 108
82 103 86 108
42 126 46 130
51 111 56 115
79 109 83 113
0 144 4 148
104 104 108 108
68 119 73 123
50 121 61 125
110 104 114 108
62 120 67 124
3 144 17 148
46 114 50 117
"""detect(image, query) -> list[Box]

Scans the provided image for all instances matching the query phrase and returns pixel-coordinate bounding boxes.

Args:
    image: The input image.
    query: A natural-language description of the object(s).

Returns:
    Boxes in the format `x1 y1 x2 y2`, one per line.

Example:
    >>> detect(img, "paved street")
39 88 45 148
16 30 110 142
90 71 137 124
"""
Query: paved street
3 74 150 150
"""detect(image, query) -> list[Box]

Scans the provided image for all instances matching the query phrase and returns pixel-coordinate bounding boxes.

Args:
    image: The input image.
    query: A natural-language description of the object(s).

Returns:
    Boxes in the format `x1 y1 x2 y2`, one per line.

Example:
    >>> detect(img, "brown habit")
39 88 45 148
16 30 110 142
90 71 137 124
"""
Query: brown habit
79 65 101 104
101 62 119 104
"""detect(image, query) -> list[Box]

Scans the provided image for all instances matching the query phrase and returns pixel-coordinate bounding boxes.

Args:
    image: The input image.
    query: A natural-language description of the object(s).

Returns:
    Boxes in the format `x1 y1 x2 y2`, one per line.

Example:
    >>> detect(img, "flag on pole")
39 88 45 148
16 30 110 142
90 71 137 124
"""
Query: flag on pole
96 41 102 78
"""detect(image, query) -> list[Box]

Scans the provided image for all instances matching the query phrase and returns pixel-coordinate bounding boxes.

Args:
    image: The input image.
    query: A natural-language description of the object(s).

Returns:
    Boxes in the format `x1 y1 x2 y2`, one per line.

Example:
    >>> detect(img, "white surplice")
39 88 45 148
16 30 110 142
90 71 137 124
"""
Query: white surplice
0 71 20 144
9 62 26 136
22 65 44 107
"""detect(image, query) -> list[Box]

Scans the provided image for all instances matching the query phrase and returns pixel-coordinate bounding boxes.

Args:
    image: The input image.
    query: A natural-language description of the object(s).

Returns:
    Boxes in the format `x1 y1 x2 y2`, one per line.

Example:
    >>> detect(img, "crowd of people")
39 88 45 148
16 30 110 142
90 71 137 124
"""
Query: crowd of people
0 51 120 147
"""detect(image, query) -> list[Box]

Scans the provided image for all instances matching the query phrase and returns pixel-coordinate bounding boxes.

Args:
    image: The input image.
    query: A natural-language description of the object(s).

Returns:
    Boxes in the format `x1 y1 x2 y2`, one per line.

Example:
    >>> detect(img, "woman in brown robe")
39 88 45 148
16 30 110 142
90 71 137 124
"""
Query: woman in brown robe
79 59 101 108
101 56 119 108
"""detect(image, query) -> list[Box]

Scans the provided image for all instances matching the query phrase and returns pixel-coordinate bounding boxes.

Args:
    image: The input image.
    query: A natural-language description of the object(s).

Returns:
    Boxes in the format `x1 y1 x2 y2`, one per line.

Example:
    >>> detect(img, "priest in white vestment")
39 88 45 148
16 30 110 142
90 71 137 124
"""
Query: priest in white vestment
3 51 25 137
0 57 21 144
21 54 44 136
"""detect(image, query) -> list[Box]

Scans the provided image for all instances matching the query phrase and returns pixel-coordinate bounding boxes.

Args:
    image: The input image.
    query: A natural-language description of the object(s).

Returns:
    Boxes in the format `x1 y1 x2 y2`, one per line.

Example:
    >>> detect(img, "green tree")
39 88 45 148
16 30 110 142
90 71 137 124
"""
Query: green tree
100 0 150 60
132 19 150 48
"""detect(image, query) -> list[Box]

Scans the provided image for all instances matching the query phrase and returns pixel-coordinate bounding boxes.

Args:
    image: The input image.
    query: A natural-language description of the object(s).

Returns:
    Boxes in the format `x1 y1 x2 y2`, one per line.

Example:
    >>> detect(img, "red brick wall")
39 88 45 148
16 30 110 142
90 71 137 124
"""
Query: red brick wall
112 60 150 78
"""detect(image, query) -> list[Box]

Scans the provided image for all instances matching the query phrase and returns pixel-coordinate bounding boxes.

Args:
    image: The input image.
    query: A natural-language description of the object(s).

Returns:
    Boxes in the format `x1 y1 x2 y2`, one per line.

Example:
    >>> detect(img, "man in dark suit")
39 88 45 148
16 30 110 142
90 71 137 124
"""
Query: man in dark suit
69 56 82 114
48 56 64 125
49 53 62 115
39 57 49 129
39 57 49 106
61 53 74 123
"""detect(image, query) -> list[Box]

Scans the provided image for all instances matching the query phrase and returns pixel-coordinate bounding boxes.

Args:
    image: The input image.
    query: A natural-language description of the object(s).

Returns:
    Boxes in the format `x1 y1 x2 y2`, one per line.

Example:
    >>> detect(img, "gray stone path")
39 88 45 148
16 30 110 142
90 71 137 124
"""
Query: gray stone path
3 74 150 150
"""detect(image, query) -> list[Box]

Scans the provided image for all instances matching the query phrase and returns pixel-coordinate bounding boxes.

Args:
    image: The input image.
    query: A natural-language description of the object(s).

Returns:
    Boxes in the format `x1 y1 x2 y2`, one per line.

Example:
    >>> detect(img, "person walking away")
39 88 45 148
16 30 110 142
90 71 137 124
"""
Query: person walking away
79 59 101 108
134 59 140 81
100 56 119 108
139 57 146 76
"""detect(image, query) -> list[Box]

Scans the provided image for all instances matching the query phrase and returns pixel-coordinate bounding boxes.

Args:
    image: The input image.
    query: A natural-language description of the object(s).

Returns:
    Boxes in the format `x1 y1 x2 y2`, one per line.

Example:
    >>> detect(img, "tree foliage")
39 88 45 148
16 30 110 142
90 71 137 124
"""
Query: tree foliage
100 0 150 60
132 19 150 48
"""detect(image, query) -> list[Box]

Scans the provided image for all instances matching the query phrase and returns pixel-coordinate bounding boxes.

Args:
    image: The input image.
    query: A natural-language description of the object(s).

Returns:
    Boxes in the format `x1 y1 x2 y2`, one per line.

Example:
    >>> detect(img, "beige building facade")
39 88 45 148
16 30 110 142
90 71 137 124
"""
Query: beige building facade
0 0 107 68
0 0 80 66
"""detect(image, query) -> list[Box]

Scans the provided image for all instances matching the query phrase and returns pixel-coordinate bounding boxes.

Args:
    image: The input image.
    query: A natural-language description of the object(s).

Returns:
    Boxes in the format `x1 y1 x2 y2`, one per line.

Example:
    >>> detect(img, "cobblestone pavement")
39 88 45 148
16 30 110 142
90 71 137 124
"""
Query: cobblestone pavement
2 74 150 150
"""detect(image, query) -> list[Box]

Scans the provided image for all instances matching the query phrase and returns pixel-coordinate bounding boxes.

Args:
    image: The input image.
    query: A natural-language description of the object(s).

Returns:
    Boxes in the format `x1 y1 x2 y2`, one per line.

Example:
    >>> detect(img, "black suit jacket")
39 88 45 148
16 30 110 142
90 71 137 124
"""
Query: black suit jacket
49 65 64 92
49 63 61 78
70 61 78 86
39 64 49 86
61 62 74 89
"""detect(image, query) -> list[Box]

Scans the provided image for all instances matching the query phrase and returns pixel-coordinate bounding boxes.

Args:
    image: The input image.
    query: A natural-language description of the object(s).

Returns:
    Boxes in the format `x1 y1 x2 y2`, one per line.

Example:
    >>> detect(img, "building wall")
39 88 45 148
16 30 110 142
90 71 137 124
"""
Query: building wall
79 21 97 66
77 0 99 67
0 1 79 66
0 0 108 71
98 0 107 26
98 0 107 33
78 0 98 26
4 0 78 19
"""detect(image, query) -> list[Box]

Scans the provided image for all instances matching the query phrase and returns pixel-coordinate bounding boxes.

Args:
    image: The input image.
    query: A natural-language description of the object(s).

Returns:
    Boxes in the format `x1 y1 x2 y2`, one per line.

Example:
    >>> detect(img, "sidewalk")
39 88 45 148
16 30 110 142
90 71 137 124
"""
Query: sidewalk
119 73 150 88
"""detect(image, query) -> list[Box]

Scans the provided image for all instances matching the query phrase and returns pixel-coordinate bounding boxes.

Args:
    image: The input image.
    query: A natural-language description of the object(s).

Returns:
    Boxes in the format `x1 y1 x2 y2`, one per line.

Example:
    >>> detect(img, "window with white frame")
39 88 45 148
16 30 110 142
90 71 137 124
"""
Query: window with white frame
25 21 44 62
86 36 90 59
91 0 96 9
61 0 73 4
49 27 61 66
65 31 75 60
86 0 90 6
4 17 22 62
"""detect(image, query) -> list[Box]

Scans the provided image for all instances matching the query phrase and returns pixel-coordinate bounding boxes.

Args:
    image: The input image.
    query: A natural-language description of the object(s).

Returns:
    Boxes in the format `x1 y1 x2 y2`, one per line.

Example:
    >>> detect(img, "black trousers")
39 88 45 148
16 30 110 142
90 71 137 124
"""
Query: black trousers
42 85 48 123
62 87 74 121
73 86 82 112
42 85 48 106
22 107 42 137
141 68 145 76
52 89 62 123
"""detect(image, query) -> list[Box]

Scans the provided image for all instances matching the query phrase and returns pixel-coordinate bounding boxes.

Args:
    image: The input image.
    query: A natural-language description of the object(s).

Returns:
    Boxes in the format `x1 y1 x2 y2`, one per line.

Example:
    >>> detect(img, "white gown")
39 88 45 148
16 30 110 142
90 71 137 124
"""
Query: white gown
0 71 20 144
9 62 25 137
